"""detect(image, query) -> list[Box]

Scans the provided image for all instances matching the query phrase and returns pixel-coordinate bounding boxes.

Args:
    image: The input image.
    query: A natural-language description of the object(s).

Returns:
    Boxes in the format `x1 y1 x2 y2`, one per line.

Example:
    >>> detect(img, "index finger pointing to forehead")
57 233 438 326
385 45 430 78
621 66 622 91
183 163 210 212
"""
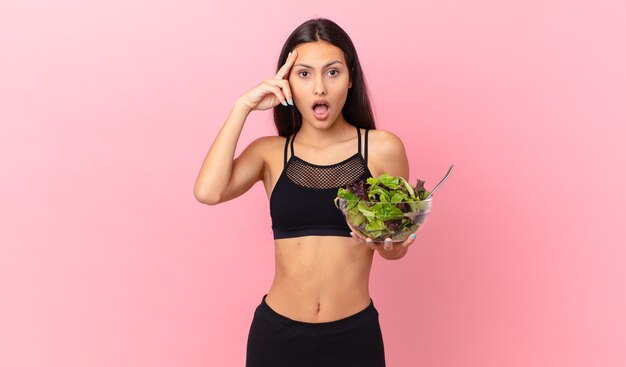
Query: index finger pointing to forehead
275 49 297 80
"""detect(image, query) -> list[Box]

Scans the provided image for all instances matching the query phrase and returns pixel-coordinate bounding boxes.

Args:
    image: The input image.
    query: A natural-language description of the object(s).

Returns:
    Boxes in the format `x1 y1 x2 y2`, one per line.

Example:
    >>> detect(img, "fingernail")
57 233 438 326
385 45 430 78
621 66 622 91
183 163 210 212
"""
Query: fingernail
385 239 392 244
288 99 294 105
349 232 354 236
281 100 288 106
410 234 416 240
288 51 292 57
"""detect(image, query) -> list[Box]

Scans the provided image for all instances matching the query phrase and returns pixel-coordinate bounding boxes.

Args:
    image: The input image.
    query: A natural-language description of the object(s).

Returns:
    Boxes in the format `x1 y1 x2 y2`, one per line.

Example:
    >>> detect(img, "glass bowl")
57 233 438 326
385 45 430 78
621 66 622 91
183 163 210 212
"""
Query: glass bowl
335 197 433 243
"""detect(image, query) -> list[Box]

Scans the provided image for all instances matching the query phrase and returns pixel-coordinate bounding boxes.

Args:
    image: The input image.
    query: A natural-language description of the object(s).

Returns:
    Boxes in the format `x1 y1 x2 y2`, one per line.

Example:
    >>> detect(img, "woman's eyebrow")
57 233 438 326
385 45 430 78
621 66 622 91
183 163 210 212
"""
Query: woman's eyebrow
294 60 344 68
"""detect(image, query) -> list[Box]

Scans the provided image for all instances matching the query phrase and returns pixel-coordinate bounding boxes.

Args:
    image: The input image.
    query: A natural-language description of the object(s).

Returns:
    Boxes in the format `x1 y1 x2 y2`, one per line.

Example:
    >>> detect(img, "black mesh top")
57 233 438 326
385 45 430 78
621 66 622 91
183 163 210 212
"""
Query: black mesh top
269 126 373 239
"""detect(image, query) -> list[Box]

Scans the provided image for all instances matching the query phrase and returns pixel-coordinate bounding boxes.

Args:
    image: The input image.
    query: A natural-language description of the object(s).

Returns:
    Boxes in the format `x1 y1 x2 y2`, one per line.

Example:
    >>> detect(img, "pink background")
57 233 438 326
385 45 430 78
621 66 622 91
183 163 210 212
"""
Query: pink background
1 1 625 366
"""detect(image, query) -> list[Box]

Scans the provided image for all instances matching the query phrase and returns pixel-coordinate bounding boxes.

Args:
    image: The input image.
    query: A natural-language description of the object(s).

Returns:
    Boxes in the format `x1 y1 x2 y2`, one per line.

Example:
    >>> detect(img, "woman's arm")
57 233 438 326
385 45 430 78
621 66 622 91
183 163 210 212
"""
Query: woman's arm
367 130 415 260
193 50 298 205
193 100 264 205
368 129 410 181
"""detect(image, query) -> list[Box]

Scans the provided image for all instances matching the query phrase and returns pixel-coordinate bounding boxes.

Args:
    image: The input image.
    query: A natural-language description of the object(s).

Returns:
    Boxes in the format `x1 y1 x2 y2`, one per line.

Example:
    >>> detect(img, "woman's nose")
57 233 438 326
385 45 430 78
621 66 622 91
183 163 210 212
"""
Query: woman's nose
314 76 327 95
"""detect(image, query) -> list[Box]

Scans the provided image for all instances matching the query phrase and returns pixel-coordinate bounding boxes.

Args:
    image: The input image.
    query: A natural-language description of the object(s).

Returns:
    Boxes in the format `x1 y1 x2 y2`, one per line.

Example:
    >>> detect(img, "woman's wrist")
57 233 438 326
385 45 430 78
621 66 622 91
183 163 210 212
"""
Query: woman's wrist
234 97 253 114
377 245 408 260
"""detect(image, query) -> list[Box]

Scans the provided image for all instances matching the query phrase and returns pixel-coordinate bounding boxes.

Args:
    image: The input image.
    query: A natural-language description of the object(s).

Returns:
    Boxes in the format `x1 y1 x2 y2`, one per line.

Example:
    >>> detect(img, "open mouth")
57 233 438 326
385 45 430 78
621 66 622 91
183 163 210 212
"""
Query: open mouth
311 100 330 119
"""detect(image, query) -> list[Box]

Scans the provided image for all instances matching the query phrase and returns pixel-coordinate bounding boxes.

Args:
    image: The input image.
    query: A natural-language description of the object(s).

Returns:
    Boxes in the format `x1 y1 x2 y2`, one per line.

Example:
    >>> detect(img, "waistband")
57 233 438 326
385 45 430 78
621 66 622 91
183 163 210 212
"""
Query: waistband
255 294 378 334
272 226 353 239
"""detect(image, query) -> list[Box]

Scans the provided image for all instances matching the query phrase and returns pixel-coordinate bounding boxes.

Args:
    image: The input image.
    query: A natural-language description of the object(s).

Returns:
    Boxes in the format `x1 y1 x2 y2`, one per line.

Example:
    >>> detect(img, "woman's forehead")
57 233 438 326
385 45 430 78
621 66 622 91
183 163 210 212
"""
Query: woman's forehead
293 41 346 66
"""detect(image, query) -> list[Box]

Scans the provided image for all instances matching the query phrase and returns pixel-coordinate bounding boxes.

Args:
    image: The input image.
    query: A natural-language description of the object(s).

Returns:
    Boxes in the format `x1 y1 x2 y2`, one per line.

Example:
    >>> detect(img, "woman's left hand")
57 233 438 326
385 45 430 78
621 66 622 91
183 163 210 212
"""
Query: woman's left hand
349 231 417 255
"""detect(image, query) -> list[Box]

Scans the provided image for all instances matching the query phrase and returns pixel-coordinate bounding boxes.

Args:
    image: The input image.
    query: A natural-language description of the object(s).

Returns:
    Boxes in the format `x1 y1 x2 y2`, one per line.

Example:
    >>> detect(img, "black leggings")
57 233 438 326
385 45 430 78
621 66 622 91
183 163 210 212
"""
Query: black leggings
246 294 386 367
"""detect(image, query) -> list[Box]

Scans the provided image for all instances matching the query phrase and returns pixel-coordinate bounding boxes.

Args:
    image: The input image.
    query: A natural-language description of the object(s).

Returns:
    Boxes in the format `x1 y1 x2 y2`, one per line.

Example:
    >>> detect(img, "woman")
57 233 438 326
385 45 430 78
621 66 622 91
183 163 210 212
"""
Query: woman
194 18 417 367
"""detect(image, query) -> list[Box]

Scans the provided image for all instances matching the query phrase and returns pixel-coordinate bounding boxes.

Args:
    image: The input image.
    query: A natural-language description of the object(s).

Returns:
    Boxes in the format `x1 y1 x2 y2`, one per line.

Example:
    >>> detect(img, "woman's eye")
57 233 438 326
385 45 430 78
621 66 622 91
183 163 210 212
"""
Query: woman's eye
298 70 339 77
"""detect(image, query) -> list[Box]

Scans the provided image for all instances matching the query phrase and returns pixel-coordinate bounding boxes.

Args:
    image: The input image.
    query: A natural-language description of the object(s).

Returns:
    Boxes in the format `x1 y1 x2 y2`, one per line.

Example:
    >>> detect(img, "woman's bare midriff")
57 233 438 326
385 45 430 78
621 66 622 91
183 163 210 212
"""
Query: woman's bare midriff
261 133 378 323
264 235 375 323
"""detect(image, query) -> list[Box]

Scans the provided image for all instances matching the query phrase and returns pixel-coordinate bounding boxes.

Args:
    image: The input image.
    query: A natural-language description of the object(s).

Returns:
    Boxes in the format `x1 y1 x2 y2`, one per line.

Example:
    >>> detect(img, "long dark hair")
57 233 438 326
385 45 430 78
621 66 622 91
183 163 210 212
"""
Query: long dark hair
273 18 376 137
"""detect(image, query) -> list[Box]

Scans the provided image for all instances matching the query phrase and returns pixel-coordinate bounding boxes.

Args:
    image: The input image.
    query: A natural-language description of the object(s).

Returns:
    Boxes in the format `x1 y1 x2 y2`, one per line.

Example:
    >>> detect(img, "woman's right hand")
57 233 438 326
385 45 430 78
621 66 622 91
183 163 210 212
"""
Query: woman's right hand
237 49 298 111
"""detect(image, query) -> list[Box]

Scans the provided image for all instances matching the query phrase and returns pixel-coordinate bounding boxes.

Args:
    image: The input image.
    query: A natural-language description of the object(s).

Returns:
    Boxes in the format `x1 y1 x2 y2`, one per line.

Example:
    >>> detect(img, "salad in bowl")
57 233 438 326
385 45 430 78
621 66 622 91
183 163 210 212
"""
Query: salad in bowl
334 173 433 243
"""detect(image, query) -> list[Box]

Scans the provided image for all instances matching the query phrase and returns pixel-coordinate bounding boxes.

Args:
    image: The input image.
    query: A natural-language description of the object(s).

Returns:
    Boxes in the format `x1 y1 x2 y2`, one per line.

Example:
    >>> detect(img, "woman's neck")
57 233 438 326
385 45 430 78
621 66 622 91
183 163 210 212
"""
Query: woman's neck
298 115 354 147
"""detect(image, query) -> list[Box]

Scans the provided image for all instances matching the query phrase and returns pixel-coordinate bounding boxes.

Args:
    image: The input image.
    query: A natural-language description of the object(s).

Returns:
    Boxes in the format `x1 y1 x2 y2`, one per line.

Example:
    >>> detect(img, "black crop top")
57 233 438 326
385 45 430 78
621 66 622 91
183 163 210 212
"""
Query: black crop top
269 126 373 239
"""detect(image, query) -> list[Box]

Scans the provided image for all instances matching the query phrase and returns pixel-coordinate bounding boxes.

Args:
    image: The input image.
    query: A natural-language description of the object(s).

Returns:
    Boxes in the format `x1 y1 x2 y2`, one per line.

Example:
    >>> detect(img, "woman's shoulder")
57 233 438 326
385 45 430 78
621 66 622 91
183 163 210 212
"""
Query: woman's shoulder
366 128 409 177
244 135 289 162
367 128 406 153
248 135 288 151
